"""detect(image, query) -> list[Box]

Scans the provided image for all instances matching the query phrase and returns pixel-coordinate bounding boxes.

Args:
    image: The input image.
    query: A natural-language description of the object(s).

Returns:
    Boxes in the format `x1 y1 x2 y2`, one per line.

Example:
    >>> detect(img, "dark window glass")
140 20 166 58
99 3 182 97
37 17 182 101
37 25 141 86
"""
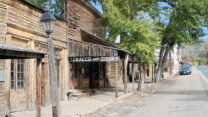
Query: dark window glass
71 63 77 78
100 63 105 79
10 59 15 90
17 59 24 90
84 63 90 77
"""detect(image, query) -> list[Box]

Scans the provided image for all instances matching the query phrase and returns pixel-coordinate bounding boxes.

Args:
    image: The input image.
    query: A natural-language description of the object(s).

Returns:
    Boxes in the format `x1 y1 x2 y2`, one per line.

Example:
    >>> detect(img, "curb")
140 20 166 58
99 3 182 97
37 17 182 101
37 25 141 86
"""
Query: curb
81 91 137 117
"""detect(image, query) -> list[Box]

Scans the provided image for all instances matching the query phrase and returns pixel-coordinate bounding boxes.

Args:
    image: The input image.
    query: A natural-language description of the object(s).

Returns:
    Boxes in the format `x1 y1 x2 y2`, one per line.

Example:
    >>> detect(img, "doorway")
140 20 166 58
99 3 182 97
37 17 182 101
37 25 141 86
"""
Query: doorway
10 59 27 112
90 63 99 88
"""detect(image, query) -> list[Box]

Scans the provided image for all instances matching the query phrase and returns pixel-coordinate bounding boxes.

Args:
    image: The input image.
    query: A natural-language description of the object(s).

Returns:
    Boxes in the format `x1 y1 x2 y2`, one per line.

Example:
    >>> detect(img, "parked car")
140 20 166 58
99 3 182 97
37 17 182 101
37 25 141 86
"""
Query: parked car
182 64 192 70
180 66 192 75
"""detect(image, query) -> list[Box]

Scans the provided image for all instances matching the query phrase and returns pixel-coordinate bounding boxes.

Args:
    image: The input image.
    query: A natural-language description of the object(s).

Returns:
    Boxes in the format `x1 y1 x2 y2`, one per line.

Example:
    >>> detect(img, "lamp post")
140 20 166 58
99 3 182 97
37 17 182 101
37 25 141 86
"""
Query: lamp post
40 11 60 117
132 50 136 91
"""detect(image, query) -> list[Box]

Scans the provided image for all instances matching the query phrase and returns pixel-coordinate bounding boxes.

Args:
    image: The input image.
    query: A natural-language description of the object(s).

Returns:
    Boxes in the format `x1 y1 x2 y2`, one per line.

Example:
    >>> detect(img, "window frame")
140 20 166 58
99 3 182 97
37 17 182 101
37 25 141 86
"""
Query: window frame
10 59 25 91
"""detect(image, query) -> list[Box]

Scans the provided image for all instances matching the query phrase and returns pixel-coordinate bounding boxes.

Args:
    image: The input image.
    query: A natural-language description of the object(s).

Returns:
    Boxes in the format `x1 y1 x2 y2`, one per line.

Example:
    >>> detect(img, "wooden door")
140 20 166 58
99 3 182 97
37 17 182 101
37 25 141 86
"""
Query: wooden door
10 59 27 112
41 63 49 106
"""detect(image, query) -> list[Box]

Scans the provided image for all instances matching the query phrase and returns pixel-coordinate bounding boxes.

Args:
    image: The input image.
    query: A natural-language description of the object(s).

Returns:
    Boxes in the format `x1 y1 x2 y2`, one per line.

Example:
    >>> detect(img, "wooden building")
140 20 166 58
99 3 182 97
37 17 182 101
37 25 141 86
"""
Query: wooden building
0 0 130 116
0 0 68 116
65 0 130 91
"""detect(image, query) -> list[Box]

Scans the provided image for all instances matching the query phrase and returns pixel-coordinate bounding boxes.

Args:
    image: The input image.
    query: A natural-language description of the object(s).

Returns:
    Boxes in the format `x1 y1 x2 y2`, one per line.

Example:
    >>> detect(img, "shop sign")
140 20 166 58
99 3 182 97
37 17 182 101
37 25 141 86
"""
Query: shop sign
69 57 120 62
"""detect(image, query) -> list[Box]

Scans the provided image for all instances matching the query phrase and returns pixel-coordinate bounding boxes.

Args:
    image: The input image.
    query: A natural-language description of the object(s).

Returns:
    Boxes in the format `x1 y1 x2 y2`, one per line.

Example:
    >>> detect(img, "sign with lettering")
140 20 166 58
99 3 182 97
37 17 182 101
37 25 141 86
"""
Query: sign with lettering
0 72 5 82
69 57 120 62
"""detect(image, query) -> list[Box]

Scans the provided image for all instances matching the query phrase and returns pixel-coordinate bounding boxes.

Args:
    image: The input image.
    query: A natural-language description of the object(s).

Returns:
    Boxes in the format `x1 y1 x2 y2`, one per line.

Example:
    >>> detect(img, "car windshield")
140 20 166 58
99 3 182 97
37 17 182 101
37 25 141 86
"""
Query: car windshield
182 67 189 70
182 64 192 67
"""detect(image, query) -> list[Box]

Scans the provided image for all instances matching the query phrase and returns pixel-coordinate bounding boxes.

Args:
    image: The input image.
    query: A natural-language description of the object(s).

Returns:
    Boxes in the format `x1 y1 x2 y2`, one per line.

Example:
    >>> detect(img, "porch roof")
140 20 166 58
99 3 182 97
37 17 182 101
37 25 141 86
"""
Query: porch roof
0 43 46 59
80 30 131 55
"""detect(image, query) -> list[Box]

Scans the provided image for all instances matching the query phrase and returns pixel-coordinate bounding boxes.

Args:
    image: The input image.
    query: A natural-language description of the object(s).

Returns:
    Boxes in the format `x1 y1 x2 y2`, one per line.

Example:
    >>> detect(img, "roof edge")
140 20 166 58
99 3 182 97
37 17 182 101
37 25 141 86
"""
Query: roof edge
17 0 67 22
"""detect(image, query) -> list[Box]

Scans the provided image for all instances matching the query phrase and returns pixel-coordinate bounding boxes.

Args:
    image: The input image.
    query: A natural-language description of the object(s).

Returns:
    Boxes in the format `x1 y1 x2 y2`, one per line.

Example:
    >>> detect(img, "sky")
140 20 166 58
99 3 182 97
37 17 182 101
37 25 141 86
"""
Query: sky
90 1 208 39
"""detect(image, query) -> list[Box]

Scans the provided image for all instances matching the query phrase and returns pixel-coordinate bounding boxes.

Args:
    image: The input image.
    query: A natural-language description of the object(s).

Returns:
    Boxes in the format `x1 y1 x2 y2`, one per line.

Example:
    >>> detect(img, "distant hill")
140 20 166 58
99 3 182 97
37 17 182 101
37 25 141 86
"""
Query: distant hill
181 39 208 58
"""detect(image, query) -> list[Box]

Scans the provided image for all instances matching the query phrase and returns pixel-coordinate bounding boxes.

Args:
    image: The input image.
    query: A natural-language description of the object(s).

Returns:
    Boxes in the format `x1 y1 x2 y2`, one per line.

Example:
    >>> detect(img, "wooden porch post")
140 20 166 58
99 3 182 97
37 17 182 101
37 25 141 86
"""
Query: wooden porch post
115 62 118 98
36 58 42 117
124 54 129 94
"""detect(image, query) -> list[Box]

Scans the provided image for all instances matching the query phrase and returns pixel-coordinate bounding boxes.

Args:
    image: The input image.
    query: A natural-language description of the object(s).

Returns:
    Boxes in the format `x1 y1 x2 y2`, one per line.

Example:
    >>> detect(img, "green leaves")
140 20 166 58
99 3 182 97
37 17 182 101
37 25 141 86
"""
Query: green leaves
102 0 160 65
161 0 208 47
25 0 49 9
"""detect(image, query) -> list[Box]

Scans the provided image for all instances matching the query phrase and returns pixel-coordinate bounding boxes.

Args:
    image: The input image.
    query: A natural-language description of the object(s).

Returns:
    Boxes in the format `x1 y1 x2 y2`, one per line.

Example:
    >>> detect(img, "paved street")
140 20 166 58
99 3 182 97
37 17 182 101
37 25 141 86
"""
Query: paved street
96 67 208 117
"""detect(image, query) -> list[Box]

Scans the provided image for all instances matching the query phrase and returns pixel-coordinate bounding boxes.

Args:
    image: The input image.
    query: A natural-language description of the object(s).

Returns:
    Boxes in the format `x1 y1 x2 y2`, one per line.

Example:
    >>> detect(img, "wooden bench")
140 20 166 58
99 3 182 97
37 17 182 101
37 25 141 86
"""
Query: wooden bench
66 91 82 101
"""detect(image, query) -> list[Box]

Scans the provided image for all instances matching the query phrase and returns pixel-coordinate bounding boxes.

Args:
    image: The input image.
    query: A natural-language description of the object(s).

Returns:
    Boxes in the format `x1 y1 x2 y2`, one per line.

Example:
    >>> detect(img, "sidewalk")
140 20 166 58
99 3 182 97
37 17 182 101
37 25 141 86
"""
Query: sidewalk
11 76 168 117
11 83 138 117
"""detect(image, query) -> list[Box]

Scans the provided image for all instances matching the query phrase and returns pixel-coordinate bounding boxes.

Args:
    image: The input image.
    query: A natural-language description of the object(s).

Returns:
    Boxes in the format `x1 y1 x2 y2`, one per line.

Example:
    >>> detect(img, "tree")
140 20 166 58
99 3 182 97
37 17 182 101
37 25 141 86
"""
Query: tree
49 0 65 17
100 0 208 83
25 0 49 9
154 0 208 82
25 0 65 17
101 0 160 90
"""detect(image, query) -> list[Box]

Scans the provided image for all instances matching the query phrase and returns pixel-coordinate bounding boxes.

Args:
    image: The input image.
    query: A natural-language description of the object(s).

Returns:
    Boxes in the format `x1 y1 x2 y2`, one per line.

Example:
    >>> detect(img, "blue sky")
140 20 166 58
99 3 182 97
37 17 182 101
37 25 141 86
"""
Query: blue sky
90 2 103 13
90 1 208 39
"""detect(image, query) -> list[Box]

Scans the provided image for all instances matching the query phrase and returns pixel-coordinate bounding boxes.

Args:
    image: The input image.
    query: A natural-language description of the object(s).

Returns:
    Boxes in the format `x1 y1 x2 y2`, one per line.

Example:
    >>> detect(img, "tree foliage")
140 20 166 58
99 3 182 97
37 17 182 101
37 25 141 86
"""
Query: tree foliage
49 0 65 17
154 0 208 81
102 0 160 65
25 0 49 9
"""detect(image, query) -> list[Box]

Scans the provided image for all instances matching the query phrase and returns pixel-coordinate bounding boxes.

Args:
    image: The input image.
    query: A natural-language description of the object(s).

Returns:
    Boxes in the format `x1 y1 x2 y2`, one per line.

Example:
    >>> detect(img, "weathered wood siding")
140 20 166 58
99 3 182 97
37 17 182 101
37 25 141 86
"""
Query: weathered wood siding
0 0 67 48
66 0 105 41
0 82 5 117
0 0 68 115
0 60 5 117
0 3 7 43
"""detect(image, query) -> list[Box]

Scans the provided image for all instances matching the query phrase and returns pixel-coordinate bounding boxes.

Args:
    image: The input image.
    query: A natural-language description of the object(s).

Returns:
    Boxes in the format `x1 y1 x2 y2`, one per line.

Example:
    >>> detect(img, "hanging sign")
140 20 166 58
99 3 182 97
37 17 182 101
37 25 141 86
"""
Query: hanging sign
69 56 120 62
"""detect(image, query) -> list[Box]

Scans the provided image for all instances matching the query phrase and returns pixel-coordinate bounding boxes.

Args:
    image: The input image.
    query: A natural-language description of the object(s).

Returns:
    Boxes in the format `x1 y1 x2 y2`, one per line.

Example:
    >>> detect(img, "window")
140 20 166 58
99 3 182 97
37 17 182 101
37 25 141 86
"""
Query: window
55 60 60 87
71 63 77 78
83 63 90 78
11 59 15 90
100 63 105 79
11 59 25 90
17 59 24 90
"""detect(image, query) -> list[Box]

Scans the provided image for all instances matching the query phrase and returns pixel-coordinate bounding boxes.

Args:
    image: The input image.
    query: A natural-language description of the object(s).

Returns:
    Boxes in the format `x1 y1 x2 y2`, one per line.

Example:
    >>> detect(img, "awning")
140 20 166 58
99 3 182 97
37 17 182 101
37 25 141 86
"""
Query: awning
0 43 46 59
80 30 131 55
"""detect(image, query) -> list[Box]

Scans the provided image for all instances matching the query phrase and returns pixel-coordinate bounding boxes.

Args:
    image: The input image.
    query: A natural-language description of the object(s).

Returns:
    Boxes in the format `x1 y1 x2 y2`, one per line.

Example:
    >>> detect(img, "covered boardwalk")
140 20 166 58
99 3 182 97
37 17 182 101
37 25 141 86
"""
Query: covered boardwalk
0 43 45 117
68 30 130 97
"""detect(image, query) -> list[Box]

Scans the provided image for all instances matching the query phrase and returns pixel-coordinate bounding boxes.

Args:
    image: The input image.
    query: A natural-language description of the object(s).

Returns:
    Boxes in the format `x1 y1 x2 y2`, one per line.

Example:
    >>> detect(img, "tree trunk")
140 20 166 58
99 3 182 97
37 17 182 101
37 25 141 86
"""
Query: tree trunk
129 0 135 19
138 64 144 91
159 47 171 79
155 46 165 82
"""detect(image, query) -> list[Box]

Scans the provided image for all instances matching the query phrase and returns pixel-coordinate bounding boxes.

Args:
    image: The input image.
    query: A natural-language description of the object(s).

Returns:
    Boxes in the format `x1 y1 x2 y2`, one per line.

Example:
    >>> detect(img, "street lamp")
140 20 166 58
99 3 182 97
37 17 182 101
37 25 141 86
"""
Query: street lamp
40 11 60 117
40 11 56 36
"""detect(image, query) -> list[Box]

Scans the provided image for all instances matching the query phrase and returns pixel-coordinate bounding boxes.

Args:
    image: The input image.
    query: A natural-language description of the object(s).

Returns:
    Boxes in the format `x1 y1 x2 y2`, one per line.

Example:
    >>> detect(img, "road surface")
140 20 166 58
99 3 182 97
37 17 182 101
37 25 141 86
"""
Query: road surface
96 67 208 117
